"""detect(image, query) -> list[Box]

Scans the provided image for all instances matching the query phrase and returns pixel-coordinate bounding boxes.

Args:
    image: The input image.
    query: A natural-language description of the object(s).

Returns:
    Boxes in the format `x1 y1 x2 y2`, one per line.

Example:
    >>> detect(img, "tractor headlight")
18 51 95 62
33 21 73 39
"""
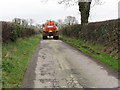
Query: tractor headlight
49 31 52 33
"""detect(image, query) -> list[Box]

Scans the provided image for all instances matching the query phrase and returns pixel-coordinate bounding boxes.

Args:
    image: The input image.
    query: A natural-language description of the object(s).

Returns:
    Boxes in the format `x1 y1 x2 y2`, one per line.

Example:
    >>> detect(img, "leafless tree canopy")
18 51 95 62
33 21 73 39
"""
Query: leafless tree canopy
64 16 78 25
42 0 102 25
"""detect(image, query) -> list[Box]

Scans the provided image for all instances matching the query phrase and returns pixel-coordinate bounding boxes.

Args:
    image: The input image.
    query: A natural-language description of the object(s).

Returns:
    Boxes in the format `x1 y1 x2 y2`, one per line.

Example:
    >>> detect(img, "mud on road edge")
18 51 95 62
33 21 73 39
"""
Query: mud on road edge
22 41 41 88
60 38 119 77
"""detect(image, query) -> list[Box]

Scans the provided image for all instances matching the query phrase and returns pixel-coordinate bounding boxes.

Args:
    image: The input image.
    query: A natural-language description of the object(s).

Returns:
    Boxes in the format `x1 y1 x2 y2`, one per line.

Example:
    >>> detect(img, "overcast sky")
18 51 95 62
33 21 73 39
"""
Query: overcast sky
0 0 119 24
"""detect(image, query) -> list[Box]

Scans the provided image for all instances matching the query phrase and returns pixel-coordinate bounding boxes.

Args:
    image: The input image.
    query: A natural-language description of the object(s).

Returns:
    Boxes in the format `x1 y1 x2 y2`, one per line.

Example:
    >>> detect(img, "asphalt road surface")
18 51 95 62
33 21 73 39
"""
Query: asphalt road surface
23 40 118 88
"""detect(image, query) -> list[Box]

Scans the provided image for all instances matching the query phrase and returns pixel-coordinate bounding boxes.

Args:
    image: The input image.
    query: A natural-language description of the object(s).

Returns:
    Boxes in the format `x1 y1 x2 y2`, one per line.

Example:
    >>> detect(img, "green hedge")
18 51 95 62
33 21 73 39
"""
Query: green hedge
2 22 36 43
61 19 119 50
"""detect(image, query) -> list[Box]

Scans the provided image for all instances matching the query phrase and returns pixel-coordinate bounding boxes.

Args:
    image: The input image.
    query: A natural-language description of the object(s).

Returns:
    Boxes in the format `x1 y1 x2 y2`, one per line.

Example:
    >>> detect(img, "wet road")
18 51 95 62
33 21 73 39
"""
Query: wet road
23 40 118 88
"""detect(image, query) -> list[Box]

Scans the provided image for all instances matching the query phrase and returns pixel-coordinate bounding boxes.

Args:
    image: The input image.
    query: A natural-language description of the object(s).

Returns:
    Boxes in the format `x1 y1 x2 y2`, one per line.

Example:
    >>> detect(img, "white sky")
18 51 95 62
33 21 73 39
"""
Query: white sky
0 0 119 24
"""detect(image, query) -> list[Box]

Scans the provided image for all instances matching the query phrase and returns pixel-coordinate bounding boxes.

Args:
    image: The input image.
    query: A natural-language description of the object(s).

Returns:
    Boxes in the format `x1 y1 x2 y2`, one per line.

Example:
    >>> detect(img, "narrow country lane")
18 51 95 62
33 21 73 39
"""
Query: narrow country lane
23 40 118 88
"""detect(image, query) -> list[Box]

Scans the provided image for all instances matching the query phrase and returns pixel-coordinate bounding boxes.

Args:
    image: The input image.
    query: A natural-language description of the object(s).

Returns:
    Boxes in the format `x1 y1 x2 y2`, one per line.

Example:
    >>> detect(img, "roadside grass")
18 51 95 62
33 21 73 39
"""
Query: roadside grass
0 45 2 89
2 34 41 88
60 35 119 71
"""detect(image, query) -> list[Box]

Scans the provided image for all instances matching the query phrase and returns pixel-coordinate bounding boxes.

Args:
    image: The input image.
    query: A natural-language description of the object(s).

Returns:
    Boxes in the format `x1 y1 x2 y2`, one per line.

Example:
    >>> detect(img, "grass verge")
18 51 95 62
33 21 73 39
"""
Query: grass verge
60 35 119 71
2 34 41 88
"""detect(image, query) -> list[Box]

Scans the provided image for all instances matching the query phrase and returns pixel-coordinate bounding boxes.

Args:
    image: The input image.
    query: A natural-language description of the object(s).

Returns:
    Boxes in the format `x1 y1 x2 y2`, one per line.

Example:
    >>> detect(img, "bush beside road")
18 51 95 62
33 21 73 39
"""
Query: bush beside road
2 21 39 43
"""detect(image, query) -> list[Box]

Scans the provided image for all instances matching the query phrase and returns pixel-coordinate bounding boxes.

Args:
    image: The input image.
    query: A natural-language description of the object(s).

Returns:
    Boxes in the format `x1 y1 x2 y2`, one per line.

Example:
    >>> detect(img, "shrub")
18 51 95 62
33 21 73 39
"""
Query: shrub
2 22 36 43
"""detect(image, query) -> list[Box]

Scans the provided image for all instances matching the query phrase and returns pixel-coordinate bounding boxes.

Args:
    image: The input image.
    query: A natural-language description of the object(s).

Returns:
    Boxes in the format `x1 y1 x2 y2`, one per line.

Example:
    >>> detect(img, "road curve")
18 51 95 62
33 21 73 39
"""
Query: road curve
23 40 118 88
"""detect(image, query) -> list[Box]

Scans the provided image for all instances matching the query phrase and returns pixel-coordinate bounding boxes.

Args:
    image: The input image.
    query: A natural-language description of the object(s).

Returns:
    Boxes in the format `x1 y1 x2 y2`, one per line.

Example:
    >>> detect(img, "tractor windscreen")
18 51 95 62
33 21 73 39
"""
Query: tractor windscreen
45 21 57 31
47 26 54 28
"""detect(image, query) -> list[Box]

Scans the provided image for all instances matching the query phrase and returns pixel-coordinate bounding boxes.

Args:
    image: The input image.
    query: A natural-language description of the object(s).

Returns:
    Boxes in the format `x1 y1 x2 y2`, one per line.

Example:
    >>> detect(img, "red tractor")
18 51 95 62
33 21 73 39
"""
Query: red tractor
42 21 59 39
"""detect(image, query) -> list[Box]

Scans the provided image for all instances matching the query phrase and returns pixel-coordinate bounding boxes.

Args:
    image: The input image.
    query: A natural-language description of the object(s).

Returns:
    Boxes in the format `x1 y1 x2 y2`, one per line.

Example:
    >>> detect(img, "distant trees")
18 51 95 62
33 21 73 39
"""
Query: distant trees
12 18 34 26
44 0 102 26
29 19 34 26
64 16 78 25
40 16 78 29
12 18 21 25
56 16 78 29
21 19 28 26
58 0 92 25
36 24 42 29
58 0 102 25
57 19 64 28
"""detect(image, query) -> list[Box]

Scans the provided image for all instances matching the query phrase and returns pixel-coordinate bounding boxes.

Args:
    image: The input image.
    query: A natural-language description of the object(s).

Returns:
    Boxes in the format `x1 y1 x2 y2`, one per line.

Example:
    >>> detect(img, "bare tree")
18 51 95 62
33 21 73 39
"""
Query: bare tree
57 19 64 28
36 24 42 29
58 0 102 25
12 18 21 24
64 16 78 25
12 18 29 26
58 19 63 24
29 19 34 26
58 0 91 25
21 19 28 26
78 1 91 24
44 0 101 25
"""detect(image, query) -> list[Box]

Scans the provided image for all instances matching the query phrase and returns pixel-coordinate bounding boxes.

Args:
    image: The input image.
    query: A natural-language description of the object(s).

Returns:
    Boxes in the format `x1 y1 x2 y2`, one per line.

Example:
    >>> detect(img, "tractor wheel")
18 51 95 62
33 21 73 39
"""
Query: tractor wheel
53 36 59 40
43 36 47 39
